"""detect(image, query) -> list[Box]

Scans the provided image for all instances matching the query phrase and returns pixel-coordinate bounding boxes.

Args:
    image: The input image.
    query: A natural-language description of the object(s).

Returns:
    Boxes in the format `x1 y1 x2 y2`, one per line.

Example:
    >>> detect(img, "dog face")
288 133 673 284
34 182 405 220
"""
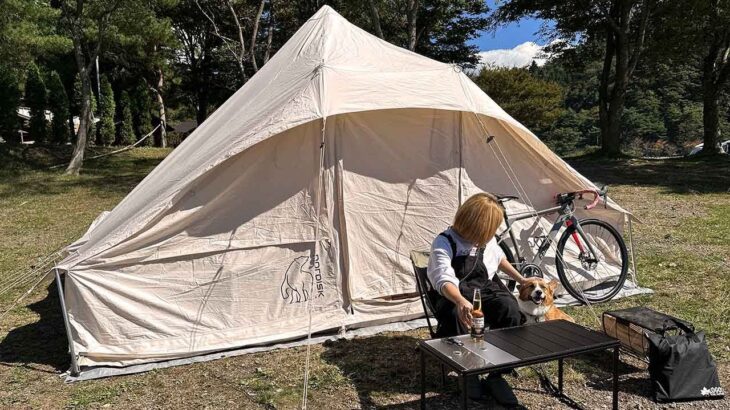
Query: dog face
518 278 558 307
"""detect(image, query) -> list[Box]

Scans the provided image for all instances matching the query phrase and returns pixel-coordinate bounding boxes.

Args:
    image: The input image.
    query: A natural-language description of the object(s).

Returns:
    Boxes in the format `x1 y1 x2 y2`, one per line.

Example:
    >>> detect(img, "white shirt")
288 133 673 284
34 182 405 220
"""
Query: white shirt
426 227 505 296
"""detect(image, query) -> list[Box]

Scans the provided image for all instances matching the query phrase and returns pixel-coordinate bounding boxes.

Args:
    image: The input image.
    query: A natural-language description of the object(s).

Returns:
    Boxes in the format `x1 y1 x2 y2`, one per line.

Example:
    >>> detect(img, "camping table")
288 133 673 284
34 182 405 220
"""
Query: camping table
418 320 621 409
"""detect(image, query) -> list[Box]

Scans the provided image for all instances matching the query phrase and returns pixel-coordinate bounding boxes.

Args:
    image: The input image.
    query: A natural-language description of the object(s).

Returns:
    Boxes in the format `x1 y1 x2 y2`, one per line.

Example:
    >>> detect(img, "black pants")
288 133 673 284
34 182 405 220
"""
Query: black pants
434 276 522 338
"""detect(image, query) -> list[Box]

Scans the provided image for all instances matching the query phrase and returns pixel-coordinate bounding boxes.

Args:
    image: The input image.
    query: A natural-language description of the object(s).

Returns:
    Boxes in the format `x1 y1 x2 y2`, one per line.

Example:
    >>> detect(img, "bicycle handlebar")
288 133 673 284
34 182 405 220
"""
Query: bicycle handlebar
556 189 602 210
578 189 601 210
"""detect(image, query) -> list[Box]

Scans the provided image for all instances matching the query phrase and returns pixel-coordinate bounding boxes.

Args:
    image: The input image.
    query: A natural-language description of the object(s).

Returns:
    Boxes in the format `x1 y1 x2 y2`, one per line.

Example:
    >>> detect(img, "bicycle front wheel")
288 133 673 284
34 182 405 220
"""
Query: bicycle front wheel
555 219 628 303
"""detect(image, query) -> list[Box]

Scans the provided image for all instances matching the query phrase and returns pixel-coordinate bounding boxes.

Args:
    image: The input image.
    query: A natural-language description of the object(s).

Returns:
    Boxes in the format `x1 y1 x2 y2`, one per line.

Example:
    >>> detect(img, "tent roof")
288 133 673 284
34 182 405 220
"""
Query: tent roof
59 5 626 270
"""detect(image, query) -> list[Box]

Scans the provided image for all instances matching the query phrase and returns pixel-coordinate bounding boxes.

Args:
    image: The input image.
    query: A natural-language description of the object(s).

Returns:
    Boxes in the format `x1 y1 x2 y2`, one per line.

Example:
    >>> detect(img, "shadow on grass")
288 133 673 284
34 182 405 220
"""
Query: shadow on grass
0 281 69 373
320 334 464 408
567 350 650 400
0 146 166 200
568 155 730 194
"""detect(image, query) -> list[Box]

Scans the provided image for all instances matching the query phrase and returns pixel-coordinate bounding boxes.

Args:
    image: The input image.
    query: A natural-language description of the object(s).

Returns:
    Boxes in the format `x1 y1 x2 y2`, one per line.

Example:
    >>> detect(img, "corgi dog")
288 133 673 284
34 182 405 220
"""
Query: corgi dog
517 278 574 323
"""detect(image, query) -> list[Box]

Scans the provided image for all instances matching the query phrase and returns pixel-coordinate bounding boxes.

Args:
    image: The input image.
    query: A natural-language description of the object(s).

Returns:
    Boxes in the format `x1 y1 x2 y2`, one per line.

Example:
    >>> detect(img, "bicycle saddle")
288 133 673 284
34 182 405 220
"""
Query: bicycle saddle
495 194 519 203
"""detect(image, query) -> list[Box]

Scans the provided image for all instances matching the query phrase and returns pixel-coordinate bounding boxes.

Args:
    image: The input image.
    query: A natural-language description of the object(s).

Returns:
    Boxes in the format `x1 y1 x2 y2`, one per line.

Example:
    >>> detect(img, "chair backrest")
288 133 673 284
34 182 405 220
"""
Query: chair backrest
410 250 440 338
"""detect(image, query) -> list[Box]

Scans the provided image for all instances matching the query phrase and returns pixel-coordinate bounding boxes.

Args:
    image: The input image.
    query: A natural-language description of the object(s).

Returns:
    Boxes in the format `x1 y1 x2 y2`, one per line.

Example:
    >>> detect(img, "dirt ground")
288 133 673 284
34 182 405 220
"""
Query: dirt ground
0 150 728 409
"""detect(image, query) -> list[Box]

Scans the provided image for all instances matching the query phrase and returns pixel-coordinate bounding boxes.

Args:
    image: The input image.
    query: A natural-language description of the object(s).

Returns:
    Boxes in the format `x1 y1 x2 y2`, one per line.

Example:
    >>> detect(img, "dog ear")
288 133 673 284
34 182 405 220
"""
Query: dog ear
548 279 559 291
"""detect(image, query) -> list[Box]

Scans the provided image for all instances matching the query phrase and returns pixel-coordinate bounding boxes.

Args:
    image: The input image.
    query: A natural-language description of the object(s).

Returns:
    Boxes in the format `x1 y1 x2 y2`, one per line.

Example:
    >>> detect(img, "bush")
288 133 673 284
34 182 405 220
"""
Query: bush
47 71 70 144
25 63 47 143
97 76 115 146
118 91 135 146
0 67 20 143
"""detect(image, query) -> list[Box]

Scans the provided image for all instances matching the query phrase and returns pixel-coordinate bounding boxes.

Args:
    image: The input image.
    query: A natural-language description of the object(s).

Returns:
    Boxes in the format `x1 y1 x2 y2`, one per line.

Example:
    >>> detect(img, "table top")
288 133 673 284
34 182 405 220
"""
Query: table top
419 320 619 375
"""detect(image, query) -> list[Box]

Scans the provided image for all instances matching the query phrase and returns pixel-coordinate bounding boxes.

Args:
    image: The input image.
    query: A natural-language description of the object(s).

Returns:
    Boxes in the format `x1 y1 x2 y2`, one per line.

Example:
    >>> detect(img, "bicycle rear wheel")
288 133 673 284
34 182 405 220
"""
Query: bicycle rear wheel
555 219 628 303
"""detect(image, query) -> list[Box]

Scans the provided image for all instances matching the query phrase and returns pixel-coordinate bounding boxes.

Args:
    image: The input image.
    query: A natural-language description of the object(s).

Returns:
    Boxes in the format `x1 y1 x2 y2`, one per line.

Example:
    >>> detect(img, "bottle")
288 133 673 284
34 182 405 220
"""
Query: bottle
471 289 484 340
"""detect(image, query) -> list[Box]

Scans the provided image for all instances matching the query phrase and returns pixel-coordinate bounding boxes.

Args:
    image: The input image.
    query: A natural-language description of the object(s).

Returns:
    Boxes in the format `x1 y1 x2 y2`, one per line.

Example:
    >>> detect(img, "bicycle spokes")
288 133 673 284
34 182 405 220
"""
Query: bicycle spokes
557 220 629 303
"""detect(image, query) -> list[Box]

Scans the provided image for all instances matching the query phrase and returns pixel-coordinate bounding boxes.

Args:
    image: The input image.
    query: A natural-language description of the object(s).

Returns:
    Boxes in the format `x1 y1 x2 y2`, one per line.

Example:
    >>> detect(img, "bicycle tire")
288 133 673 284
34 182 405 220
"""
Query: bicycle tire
498 239 517 292
555 218 628 303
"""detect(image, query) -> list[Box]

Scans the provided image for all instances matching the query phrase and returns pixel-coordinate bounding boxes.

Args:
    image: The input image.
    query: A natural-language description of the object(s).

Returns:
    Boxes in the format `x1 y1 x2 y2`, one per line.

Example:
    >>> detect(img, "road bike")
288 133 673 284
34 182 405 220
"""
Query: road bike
495 187 629 303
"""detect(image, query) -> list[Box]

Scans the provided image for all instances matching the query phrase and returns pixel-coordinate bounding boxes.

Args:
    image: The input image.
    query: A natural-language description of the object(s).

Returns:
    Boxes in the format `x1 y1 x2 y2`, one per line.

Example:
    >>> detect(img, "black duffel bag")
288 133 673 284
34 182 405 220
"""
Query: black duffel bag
647 319 725 402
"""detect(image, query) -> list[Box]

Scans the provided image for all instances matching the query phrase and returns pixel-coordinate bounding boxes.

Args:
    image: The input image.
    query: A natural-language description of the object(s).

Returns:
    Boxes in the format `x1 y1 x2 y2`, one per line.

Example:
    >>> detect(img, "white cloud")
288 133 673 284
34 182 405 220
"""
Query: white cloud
475 41 550 70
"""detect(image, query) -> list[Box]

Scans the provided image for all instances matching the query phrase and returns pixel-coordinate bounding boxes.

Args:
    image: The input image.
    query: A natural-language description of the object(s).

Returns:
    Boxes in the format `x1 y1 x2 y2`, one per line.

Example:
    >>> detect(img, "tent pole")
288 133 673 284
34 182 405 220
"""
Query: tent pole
54 268 79 376
627 216 638 285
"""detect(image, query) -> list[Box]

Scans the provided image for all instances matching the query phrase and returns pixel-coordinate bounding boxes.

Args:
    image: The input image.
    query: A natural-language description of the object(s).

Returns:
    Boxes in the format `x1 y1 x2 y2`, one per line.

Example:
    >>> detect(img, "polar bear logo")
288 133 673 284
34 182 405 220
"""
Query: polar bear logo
280 256 314 303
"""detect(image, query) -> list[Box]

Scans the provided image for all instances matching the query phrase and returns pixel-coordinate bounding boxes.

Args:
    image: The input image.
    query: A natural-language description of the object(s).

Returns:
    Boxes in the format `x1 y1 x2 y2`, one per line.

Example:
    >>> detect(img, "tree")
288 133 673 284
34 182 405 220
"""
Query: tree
71 73 97 144
25 63 48 144
59 0 153 175
473 67 564 131
0 1 70 76
643 0 729 154
47 71 71 144
193 0 268 81
0 67 21 144
360 0 489 67
117 91 135 145
97 75 115 146
493 0 655 156
696 1 730 154
170 0 219 125
131 83 153 145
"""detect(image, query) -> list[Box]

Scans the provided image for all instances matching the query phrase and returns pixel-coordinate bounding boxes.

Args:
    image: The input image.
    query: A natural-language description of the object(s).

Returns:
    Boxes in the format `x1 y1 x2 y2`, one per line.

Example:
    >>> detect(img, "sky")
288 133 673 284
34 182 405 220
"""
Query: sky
468 1 555 68
470 16 549 52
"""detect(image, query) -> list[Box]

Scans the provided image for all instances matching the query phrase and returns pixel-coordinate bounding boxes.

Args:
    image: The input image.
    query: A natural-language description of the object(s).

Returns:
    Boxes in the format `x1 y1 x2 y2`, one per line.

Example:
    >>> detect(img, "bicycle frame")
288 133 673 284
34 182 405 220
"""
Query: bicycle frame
497 202 599 270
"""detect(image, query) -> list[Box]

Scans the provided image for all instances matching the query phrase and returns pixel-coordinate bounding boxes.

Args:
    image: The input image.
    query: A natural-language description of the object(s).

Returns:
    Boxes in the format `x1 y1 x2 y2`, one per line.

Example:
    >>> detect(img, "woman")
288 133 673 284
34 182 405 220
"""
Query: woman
427 192 526 406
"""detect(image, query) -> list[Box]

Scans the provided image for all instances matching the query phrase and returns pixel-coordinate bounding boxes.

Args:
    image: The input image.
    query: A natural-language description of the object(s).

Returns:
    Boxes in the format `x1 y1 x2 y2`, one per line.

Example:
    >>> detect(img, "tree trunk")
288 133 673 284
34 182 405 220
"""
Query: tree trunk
367 0 384 39
65 25 95 176
598 0 640 157
598 31 616 154
250 0 266 72
407 0 418 51
66 68 92 175
154 68 167 148
701 77 721 154
700 29 729 155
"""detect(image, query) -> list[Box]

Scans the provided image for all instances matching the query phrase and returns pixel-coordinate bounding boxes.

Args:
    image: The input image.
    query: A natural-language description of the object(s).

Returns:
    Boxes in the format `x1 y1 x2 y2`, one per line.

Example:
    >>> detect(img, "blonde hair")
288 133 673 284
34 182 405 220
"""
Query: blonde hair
452 193 504 247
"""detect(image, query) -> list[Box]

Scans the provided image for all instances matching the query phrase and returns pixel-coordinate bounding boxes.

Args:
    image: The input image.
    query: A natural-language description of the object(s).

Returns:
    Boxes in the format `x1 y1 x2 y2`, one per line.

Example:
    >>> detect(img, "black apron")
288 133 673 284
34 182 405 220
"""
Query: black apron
434 232 522 337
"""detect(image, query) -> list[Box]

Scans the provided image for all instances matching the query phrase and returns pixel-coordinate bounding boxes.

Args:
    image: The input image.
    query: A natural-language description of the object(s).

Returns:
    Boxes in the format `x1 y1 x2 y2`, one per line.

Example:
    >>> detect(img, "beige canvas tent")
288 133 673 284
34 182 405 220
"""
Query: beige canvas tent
55 6 636 377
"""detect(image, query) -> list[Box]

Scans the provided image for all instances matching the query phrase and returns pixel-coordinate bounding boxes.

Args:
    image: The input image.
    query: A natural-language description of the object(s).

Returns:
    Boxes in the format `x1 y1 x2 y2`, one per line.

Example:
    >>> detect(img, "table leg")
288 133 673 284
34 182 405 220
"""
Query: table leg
558 358 564 395
420 350 426 410
613 347 619 410
459 375 467 410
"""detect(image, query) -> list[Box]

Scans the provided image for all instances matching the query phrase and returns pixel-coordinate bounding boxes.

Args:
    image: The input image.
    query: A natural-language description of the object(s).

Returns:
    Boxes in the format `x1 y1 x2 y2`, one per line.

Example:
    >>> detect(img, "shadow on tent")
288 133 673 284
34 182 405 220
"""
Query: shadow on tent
0 281 69 373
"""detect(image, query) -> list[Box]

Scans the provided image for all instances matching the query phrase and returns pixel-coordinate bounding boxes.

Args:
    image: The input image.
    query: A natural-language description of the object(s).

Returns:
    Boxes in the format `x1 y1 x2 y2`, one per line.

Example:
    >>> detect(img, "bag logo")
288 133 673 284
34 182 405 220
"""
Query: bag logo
701 386 724 396
280 255 324 303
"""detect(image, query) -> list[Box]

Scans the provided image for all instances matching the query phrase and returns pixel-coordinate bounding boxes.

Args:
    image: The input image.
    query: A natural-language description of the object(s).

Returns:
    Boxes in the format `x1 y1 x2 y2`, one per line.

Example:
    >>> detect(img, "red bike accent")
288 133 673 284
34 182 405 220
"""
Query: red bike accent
565 220 586 253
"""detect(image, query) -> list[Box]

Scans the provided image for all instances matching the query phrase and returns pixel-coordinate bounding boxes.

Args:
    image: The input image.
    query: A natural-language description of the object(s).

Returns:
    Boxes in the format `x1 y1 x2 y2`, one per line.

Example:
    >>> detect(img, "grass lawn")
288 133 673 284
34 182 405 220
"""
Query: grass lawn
0 146 728 409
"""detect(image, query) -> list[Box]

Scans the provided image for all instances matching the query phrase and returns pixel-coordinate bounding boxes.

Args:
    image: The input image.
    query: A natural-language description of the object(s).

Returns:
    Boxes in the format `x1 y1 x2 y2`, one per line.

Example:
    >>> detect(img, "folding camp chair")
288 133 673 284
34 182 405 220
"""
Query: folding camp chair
410 250 440 337
410 250 448 385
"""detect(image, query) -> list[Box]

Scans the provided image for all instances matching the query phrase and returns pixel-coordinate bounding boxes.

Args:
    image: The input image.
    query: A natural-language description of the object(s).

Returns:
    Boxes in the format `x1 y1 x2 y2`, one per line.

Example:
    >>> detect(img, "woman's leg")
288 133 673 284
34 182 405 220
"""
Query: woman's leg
482 278 522 330
433 297 467 337
480 279 521 406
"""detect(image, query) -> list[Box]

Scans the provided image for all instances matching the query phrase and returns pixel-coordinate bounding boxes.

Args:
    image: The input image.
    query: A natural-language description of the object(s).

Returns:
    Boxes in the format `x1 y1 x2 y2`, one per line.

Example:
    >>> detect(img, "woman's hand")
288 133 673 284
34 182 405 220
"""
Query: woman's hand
456 298 473 330
440 283 474 330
